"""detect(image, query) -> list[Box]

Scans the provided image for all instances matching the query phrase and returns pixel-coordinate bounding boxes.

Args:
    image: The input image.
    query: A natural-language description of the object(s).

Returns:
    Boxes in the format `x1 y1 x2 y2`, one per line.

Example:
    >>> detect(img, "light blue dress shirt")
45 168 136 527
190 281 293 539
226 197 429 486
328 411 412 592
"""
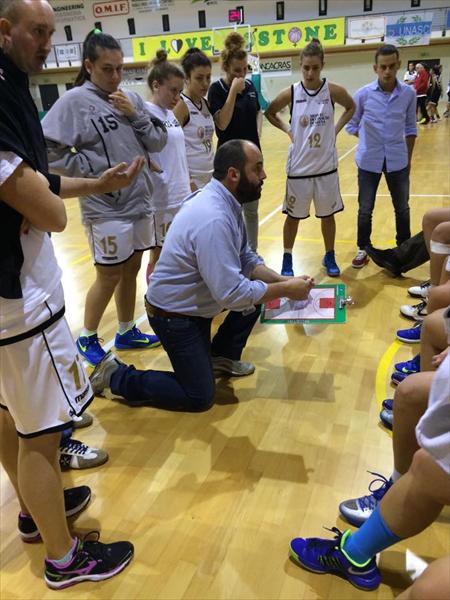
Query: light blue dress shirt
147 179 267 318
345 79 417 173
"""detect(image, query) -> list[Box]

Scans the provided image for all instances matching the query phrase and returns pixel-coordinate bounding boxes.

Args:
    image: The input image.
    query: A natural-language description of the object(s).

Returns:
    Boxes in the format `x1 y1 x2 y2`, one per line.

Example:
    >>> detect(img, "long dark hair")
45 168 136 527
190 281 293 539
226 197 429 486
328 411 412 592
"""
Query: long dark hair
181 47 211 78
147 49 184 91
74 30 122 87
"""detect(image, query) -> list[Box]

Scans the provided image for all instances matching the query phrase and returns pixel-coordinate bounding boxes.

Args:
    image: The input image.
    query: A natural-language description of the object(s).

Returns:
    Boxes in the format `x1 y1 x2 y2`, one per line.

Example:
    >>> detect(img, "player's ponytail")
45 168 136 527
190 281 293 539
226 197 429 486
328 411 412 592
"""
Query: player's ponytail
221 32 247 72
74 29 122 87
300 37 324 65
147 48 184 91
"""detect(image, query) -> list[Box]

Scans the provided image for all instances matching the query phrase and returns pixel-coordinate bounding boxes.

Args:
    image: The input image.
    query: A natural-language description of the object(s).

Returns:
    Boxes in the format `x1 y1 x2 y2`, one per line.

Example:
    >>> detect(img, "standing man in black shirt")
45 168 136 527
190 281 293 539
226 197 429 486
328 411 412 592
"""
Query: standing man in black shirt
0 0 144 589
208 32 262 252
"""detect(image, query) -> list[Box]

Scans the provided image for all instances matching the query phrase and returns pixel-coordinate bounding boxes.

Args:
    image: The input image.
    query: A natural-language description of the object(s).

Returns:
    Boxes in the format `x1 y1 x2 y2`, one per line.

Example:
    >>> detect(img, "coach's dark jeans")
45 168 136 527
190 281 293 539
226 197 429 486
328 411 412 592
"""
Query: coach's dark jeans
110 306 261 412
357 165 411 249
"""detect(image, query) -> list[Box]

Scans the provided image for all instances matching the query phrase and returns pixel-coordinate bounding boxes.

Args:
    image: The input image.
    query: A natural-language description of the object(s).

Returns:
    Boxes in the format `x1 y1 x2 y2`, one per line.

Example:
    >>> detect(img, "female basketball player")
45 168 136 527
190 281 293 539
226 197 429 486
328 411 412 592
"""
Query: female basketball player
145 50 191 282
265 38 355 277
208 32 262 252
42 31 167 365
174 48 214 191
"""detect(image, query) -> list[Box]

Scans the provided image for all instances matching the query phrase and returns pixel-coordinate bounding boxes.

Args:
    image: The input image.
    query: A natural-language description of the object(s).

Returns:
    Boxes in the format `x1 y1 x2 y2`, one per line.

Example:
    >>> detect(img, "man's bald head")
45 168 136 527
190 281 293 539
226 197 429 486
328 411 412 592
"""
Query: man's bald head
0 0 55 74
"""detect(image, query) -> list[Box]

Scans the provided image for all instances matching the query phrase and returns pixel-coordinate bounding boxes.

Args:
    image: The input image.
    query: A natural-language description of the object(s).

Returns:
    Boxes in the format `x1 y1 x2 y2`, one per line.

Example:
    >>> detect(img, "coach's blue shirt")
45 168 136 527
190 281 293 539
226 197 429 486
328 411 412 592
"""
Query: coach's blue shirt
147 178 267 318
345 78 417 173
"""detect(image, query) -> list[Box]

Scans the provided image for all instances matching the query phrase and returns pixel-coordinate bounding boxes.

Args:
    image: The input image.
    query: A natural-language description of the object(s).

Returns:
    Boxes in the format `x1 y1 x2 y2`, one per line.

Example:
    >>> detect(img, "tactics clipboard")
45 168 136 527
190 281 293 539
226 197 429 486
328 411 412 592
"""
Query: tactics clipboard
260 284 349 325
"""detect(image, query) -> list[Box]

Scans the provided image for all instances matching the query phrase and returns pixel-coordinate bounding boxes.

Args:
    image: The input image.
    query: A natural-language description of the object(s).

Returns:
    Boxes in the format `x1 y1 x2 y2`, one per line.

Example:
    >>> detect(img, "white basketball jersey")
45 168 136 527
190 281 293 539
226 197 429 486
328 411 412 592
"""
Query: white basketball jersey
181 93 214 184
287 79 337 177
145 102 191 210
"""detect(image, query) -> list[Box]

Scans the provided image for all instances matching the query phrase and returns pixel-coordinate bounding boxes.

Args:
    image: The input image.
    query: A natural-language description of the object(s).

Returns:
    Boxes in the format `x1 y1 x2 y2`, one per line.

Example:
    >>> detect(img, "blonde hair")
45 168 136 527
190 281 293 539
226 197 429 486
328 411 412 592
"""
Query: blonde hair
221 32 247 71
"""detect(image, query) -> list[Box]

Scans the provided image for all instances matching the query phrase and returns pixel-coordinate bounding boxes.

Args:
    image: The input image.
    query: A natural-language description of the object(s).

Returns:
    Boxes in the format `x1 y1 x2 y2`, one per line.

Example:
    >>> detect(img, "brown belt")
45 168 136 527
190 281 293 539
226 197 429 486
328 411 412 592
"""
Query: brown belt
145 298 191 319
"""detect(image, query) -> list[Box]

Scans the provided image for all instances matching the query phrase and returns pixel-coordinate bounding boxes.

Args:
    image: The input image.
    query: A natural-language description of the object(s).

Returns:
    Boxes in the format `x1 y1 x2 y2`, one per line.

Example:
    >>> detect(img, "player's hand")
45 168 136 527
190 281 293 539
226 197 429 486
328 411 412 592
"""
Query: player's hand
431 347 449 368
109 90 137 118
95 157 146 194
231 77 246 95
284 276 314 301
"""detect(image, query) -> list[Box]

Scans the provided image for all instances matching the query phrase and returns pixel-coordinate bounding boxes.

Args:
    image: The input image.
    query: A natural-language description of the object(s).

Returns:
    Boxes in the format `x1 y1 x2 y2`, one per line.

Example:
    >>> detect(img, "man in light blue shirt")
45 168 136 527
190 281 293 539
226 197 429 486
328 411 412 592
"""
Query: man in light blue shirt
90 140 314 411
345 44 417 269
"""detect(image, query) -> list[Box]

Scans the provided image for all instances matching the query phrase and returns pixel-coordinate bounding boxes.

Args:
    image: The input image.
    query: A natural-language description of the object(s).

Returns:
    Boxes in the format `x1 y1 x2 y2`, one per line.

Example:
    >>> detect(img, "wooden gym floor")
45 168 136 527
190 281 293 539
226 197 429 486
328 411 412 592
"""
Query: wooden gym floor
1 115 449 599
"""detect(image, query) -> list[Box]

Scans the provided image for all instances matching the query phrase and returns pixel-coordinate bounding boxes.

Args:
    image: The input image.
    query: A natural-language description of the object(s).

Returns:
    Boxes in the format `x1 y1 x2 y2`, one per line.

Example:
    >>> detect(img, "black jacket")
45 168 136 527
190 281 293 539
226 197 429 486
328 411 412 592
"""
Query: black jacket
0 50 60 299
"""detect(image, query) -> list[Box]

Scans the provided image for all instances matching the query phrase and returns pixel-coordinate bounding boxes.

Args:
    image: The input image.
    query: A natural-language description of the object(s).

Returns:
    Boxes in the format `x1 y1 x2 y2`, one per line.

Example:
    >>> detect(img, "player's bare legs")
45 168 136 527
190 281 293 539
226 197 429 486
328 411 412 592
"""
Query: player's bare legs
0 409 27 512
283 215 300 250
114 250 143 322
420 307 448 372
397 556 450 600
84 263 122 331
321 214 336 253
393 371 435 476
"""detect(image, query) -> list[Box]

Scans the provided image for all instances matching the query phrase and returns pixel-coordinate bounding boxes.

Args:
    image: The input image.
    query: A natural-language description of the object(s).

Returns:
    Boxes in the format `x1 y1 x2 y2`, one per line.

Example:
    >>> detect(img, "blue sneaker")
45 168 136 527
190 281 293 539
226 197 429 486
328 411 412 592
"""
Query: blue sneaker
115 325 161 350
281 252 294 276
289 527 381 591
382 398 393 410
380 408 393 430
76 334 106 366
322 250 340 277
394 354 420 374
391 371 408 386
396 323 421 344
339 472 393 527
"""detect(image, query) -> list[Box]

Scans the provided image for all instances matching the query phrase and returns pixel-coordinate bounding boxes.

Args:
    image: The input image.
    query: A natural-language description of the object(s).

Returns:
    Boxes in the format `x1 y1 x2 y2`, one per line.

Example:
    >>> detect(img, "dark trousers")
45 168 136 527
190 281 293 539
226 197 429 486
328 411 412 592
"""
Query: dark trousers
110 306 261 412
357 165 411 249
416 96 429 122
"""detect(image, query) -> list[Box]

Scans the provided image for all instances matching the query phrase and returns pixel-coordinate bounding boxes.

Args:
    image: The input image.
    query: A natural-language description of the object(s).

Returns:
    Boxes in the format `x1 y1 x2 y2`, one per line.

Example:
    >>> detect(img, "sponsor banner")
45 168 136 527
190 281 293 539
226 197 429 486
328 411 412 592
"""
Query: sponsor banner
55 43 81 62
131 0 175 12
132 17 345 61
50 0 86 23
93 0 130 18
385 12 433 47
259 58 292 76
348 15 385 40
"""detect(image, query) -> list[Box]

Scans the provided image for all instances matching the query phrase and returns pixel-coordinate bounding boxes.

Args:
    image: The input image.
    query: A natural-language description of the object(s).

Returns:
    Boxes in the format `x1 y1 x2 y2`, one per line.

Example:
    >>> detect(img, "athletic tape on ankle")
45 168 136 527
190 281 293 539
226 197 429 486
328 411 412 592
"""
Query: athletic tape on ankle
430 240 450 255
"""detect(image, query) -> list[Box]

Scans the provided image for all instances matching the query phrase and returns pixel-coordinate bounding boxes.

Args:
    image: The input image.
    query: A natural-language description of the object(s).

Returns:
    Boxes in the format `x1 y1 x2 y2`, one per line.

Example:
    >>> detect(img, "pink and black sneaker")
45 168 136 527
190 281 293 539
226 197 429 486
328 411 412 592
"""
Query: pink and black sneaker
44 532 134 589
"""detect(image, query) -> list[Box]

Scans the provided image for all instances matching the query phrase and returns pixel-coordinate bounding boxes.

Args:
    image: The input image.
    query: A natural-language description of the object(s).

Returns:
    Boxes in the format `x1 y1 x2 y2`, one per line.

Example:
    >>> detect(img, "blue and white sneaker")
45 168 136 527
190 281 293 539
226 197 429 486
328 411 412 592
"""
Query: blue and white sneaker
115 325 161 350
382 398 393 410
322 250 340 277
380 408 393 430
391 371 408 386
339 472 393 527
76 334 106 366
289 527 381 591
281 252 294 277
394 354 420 374
396 323 421 343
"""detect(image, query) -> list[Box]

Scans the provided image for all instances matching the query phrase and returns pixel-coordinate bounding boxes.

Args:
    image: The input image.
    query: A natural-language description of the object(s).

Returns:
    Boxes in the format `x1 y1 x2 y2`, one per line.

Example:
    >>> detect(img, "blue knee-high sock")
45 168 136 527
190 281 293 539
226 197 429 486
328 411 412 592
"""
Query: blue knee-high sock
342 505 402 566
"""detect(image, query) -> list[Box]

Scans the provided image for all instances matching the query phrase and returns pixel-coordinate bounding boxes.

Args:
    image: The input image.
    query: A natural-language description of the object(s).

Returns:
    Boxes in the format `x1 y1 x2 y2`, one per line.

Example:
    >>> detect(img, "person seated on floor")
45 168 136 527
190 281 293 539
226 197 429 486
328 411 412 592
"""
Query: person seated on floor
366 207 449 277
89 140 314 412
288 331 450 594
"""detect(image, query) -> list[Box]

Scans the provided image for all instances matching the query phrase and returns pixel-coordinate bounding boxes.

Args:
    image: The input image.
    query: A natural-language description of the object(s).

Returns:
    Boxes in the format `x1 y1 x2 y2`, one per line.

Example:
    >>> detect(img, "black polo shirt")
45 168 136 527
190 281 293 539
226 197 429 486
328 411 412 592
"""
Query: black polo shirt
208 78 261 149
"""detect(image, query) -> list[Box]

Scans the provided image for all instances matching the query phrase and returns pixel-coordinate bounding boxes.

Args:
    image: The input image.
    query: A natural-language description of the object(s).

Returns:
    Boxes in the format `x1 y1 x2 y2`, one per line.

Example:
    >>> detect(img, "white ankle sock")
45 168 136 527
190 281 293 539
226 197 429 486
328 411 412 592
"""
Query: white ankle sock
118 320 134 334
50 537 78 567
391 469 402 482
283 248 293 254
80 328 96 338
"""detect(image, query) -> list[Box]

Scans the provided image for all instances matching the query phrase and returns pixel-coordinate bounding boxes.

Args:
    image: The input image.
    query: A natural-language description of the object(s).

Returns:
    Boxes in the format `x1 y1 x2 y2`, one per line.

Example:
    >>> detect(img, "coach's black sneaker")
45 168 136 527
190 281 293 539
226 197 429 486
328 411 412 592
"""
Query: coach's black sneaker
18 486 91 543
44 532 134 589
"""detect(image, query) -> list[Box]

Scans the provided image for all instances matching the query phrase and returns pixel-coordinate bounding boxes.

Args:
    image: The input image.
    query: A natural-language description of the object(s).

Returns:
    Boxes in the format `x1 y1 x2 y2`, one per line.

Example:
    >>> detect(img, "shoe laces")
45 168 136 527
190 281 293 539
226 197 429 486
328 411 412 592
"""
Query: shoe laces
311 526 345 565
60 438 89 455
414 300 427 311
358 471 390 509
355 250 366 259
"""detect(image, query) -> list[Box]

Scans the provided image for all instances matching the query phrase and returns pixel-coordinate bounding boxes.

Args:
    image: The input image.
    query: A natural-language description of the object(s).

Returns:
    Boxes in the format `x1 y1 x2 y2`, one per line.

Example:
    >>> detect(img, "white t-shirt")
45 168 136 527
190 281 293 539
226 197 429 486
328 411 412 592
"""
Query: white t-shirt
180 93 214 184
0 152 63 339
145 102 191 211
404 70 417 84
